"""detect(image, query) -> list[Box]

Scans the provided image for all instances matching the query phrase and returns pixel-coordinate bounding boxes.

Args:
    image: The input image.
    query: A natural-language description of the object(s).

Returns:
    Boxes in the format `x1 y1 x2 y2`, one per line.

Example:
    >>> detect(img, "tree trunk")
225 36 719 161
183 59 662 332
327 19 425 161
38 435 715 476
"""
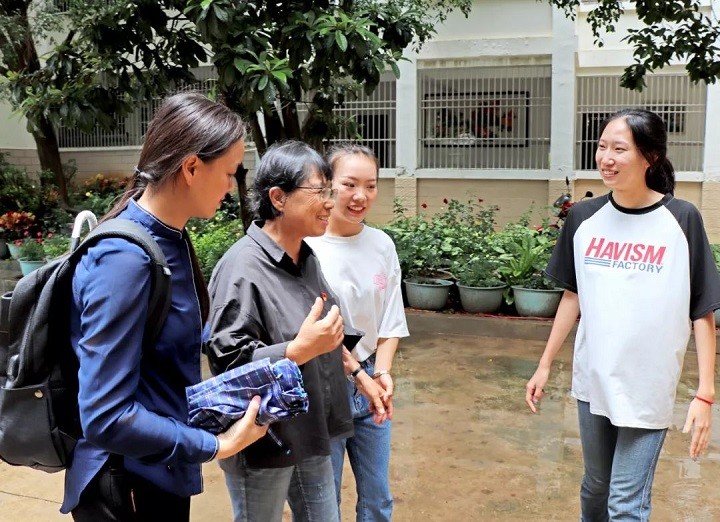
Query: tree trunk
233 163 253 231
281 101 302 140
249 113 267 156
263 108 285 147
31 116 70 207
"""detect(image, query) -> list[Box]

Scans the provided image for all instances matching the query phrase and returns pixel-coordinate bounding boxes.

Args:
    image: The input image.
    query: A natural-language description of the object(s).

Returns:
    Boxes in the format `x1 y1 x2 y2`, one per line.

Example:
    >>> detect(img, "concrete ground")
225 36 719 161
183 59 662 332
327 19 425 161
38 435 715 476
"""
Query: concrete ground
2 312 720 521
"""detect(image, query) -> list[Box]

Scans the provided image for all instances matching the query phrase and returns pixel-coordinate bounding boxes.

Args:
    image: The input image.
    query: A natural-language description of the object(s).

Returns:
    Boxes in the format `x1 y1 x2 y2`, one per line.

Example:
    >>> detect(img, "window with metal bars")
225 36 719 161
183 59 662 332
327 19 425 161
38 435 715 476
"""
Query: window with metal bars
52 0 116 12
57 67 217 148
317 77 397 169
419 65 551 170
576 75 706 172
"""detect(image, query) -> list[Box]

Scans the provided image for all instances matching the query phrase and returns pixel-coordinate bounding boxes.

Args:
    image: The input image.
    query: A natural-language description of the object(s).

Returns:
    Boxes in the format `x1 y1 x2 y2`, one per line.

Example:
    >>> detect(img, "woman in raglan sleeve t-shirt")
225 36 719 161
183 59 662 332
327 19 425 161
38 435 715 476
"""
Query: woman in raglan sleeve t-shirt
524 109 720 521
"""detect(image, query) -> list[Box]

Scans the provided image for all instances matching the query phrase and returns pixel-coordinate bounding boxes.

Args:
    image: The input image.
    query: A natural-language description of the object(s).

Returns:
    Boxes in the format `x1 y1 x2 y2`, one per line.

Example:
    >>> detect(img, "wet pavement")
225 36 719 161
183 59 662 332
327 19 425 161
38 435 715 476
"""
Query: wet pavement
2 312 719 521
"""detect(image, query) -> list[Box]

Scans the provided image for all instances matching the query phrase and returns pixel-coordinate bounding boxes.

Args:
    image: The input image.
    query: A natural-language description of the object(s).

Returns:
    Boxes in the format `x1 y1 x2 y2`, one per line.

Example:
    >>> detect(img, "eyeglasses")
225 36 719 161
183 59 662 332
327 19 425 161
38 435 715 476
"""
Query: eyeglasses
295 186 338 200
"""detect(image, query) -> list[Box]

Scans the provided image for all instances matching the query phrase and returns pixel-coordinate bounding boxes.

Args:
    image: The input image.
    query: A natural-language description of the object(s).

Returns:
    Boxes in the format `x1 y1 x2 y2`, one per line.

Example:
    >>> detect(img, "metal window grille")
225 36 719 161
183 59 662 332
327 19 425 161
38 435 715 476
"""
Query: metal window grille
57 66 217 149
52 0 116 13
419 65 551 169
53 0 71 11
576 75 706 171
317 78 397 169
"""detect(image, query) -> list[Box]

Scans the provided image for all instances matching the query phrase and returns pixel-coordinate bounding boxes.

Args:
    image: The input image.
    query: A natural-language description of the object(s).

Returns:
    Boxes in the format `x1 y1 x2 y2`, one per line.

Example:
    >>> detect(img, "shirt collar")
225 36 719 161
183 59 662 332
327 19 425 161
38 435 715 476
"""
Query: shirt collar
121 198 184 240
247 220 314 266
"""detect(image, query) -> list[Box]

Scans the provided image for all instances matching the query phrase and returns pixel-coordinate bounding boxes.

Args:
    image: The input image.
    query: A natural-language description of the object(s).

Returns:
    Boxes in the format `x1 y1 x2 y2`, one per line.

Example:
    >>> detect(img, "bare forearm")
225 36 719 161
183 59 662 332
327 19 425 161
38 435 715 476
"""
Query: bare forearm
342 346 359 374
375 338 399 372
538 290 580 369
693 312 717 399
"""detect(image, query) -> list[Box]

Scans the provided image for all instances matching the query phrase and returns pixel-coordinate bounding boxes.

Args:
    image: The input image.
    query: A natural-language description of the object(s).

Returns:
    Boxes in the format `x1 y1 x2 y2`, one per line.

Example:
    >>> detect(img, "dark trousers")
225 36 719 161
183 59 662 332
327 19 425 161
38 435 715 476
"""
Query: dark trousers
71 456 190 522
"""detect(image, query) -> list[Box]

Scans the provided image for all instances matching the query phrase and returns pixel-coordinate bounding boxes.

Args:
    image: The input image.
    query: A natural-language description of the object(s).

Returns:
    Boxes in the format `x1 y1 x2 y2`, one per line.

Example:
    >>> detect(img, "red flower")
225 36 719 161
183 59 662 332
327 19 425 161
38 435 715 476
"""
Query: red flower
320 292 328 302
421 203 428 209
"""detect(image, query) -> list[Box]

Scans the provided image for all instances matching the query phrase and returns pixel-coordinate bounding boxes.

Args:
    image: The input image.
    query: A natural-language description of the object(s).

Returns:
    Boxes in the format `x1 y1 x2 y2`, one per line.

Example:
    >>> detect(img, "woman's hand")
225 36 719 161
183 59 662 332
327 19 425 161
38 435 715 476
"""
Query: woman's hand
216 396 269 460
374 373 394 419
287 297 344 365
525 366 551 413
355 371 390 424
683 398 713 458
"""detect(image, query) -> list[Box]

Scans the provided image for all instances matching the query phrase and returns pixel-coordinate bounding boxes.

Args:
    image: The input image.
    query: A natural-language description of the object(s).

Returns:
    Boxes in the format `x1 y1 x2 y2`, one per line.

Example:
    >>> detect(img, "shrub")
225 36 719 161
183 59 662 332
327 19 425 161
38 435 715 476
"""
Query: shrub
16 237 46 261
0 210 38 242
43 234 71 259
188 214 244 281
490 214 560 300
383 197 498 279
455 255 504 287
74 174 130 217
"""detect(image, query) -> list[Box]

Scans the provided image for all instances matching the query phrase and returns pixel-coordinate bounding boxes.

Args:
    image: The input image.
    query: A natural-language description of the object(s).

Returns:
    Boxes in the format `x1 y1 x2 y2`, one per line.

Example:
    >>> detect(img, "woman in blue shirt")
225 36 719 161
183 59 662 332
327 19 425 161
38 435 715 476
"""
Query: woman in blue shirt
63 92 268 521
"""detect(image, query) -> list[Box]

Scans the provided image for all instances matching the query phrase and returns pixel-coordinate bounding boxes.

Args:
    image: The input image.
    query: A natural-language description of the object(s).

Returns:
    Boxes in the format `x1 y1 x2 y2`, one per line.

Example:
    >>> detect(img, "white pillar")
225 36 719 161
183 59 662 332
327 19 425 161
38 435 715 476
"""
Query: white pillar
395 54 418 177
703 82 720 181
549 8 577 184
394 54 419 215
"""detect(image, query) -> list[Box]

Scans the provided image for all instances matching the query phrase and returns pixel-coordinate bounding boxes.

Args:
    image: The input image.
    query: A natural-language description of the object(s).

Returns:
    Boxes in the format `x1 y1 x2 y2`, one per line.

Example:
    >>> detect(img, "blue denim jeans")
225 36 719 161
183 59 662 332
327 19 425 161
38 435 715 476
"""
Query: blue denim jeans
330 355 393 522
577 400 667 522
223 454 339 522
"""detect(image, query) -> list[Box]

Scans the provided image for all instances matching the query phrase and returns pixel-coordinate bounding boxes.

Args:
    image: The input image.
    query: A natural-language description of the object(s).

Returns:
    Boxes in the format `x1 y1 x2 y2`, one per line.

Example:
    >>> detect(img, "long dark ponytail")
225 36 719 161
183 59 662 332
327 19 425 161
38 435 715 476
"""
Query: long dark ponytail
103 92 247 321
600 108 675 195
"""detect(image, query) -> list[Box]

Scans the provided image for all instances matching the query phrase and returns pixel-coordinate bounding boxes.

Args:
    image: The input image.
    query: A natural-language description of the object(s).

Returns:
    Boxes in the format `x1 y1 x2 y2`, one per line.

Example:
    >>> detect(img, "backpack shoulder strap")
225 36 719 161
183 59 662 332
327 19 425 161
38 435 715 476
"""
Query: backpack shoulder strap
70 219 172 347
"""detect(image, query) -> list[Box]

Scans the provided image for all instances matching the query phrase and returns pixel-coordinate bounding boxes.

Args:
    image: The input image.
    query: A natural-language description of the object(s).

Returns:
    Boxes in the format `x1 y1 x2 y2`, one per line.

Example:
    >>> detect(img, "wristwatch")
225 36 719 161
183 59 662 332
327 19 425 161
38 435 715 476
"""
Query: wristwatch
347 366 364 383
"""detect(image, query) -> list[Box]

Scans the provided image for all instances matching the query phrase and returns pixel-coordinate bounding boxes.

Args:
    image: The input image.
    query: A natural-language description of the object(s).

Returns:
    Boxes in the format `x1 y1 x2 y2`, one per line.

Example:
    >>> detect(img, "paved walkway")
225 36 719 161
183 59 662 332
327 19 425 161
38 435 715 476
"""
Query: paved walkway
2 313 719 521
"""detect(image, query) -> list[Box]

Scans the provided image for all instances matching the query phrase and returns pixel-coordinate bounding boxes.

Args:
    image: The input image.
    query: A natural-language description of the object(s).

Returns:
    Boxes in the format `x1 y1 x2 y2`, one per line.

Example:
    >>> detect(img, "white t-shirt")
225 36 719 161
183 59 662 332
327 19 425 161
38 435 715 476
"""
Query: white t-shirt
306 225 410 362
546 193 720 429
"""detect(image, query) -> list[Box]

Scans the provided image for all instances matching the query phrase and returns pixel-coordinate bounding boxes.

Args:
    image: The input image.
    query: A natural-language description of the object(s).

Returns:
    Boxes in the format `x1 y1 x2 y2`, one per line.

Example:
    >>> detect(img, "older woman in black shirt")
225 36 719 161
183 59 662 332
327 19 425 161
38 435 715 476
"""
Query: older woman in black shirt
206 140 387 522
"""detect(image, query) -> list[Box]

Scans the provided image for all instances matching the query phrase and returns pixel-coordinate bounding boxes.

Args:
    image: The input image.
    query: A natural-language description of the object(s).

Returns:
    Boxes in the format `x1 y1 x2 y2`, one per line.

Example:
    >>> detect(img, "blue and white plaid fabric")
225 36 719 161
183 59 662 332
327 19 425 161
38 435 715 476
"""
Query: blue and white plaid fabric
186 357 309 434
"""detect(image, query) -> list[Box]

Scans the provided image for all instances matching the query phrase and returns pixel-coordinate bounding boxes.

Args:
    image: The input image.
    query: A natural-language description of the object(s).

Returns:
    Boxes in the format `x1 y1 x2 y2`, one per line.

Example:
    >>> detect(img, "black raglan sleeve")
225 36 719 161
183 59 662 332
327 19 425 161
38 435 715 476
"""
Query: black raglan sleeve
676 203 720 320
545 204 581 293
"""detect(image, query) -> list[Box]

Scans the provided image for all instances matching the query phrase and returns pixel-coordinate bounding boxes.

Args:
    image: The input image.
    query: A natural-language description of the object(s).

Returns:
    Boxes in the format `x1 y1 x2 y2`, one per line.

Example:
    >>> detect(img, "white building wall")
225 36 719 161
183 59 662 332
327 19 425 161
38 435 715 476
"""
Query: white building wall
431 0 552 41
0 105 34 149
2 1 720 238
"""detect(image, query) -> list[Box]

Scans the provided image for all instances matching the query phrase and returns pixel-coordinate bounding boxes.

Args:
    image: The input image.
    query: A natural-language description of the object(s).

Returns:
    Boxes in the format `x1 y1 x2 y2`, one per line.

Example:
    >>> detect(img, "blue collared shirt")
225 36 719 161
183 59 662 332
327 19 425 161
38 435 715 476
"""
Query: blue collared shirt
61 200 217 513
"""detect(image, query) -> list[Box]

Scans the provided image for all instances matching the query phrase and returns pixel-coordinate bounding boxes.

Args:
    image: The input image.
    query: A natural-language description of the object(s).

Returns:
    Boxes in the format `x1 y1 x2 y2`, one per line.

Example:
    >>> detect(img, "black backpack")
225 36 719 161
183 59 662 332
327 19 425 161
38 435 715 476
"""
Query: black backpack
0 219 172 472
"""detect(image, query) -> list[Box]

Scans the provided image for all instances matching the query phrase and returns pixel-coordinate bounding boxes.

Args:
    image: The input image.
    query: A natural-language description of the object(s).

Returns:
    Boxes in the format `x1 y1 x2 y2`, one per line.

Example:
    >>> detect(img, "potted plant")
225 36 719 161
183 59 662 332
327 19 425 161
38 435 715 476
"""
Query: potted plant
42 233 71 260
493 219 563 317
16 236 47 276
383 200 454 310
510 272 563 318
0 210 37 259
454 256 506 314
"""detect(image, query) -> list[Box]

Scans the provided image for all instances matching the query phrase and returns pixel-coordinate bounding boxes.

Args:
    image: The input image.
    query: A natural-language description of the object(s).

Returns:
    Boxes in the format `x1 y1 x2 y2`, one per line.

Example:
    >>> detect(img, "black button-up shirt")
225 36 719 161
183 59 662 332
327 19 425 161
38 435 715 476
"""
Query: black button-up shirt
206 221 353 469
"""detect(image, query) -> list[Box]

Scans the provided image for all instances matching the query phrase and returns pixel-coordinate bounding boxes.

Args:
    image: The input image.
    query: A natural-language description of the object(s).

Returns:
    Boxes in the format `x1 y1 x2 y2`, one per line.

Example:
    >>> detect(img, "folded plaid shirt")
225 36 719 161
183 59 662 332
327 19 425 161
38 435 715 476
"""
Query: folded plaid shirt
186 357 309 437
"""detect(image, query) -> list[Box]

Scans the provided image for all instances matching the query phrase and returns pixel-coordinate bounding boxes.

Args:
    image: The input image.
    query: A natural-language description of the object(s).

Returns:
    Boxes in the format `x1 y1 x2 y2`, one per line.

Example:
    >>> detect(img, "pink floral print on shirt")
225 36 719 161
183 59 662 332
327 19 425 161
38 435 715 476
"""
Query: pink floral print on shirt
373 273 388 291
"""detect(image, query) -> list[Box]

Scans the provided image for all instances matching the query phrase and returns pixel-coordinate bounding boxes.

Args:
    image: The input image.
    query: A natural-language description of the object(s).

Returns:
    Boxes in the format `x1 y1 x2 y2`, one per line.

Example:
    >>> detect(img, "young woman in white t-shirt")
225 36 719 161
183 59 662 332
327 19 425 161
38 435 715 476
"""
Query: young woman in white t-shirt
525 108 720 521
306 144 409 522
